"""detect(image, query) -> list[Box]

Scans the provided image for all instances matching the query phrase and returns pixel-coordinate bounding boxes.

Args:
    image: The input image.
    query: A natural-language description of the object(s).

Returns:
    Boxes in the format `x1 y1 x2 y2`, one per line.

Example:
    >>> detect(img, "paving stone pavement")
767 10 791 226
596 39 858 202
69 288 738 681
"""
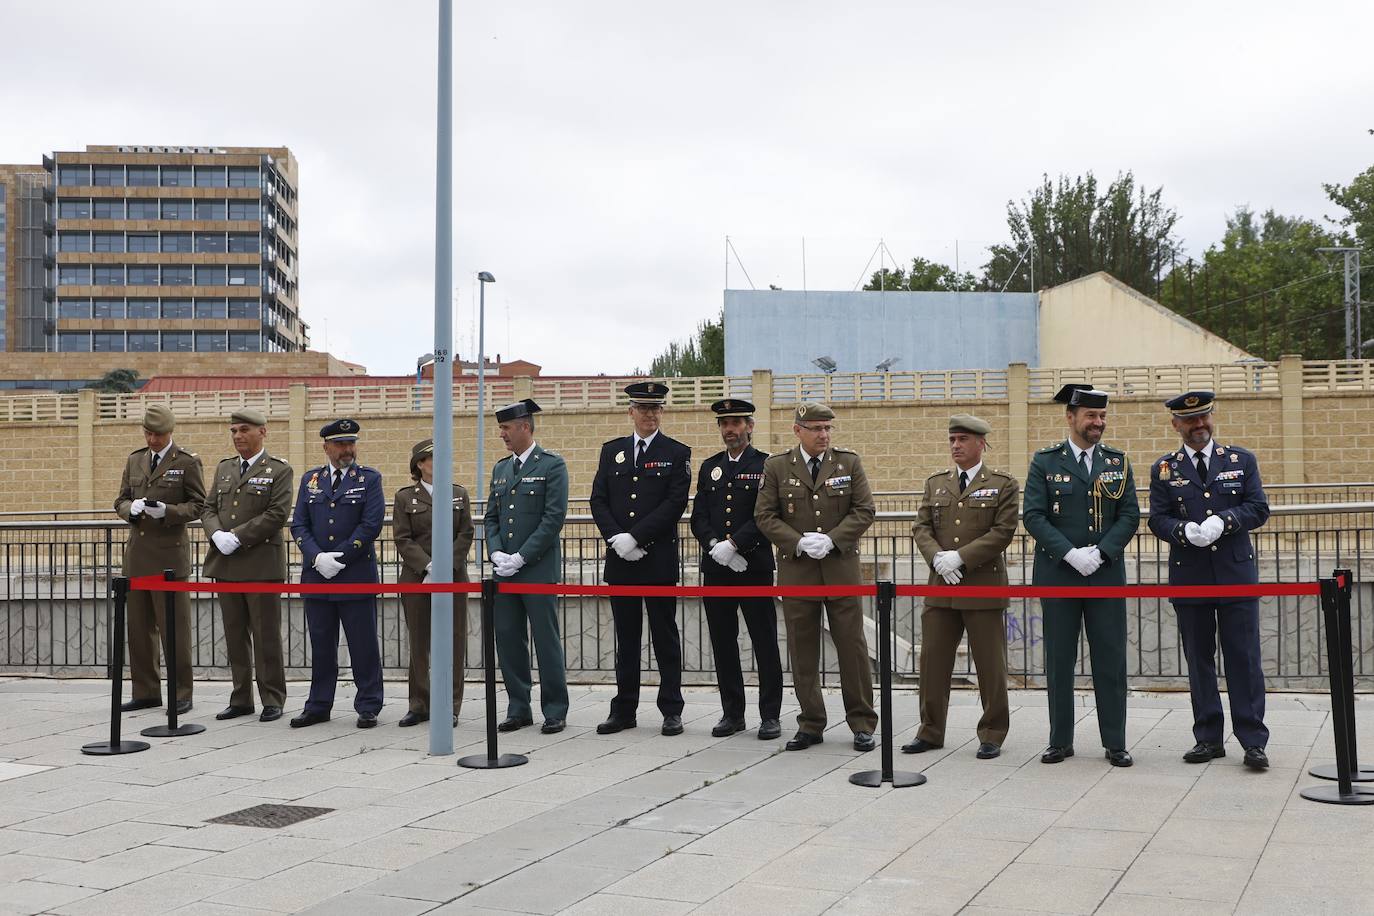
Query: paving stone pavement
0 677 1371 915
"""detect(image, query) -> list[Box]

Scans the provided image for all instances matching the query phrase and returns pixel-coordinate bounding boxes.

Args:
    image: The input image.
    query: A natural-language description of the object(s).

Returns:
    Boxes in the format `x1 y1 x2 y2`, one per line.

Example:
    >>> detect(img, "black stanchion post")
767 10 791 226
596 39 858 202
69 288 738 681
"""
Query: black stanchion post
1301 574 1374 805
83 577 150 756
851 580 925 789
1310 568 1374 783
141 570 205 739
459 578 528 769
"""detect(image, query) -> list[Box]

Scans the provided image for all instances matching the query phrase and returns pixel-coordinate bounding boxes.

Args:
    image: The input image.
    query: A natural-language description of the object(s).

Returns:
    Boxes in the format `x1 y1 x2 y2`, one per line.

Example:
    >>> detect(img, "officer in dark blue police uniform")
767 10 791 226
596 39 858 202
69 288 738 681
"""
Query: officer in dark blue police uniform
1148 391 1272 769
590 381 692 736
689 398 783 740
289 418 387 729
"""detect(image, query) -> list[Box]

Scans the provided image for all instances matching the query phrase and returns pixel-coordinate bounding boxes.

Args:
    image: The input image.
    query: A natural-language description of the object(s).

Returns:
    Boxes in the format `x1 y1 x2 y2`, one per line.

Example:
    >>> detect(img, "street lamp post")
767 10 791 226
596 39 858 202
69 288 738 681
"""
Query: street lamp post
476 271 495 518
415 352 434 412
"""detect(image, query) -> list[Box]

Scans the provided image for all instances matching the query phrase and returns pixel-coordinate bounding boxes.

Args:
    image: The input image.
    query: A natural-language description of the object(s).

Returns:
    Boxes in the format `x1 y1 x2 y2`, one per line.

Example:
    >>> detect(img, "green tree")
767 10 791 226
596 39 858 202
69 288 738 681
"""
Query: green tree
86 368 140 393
864 256 978 292
1324 164 1374 244
636 309 724 377
982 171 1179 295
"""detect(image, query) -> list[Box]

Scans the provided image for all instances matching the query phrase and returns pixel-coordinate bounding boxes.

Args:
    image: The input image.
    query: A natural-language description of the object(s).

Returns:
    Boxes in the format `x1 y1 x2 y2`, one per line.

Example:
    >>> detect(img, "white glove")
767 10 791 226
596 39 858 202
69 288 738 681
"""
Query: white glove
1184 522 1209 547
933 550 963 577
726 554 749 573
803 533 834 559
609 533 638 559
313 551 345 579
130 498 146 517
493 561 515 577
143 501 167 519
505 553 526 573
211 530 241 555
1063 547 1094 576
1200 515 1225 543
709 540 739 566
491 551 512 567
624 546 648 562
422 571 432 584
941 567 964 585
1080 546 1104 576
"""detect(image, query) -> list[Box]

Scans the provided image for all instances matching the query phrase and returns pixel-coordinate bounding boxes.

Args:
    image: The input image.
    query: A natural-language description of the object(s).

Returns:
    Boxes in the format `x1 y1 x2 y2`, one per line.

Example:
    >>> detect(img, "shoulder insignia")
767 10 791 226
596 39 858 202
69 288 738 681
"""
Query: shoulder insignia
925 470 947 480
218 456 236 465
1037 442 1062 454
185 451 198 458
834 446 856 454
543 449 561 458
1100 444 1124 454
129 446 149 456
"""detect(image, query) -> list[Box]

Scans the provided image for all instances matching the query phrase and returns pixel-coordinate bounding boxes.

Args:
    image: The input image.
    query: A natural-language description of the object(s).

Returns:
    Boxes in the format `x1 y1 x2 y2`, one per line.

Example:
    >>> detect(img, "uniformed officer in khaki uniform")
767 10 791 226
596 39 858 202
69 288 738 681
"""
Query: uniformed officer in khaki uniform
202 408 292 722
905 414 1018 759
114 404 206 714
393 438 474 727
756 402 879 752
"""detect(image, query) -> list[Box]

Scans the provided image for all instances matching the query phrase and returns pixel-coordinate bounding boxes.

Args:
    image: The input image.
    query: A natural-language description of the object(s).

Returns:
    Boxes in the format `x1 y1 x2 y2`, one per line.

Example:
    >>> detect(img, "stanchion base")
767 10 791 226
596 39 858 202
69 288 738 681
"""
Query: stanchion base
140 723 206 738
457 752 528 770
849 769 927 788
1300 784 1374 805
1308 763 1374 783
81 740 150 756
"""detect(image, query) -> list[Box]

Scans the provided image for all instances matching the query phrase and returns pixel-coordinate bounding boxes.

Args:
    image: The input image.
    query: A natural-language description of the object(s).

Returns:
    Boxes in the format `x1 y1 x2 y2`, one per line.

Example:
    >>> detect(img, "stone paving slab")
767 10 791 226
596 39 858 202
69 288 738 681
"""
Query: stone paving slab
0 677 1371 915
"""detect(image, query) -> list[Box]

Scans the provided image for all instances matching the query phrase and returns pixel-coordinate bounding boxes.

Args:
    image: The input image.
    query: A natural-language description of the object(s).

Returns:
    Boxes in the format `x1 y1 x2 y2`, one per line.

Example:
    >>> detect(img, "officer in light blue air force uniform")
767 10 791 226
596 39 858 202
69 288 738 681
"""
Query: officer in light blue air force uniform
289 418 387 729
1148 391 1272 770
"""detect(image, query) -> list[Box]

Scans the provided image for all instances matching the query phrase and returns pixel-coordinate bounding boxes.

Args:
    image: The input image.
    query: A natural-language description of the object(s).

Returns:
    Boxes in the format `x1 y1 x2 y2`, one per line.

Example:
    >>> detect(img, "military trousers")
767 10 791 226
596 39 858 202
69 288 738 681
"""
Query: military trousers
126 587 194 703
782 596 877 736
303 597 383 717
609 595 684 719
1041 596 1128 750
401 593 466 717
217 589 286 709
916 605 1009 747
703 594 783 722
1174 599 1268 749
494 591 569 721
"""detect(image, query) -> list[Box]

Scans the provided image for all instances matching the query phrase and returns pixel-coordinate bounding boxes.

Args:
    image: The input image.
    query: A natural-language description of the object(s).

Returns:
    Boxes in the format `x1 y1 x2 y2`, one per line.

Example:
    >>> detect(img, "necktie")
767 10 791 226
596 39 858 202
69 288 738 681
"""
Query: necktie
240 459 250 477
513 456 522 475
809 456 821 482
1078 450 1088 474
1195 452 1207 481
636 440 646 468
959 470 968 493
150 452 160 473
332 469 342 491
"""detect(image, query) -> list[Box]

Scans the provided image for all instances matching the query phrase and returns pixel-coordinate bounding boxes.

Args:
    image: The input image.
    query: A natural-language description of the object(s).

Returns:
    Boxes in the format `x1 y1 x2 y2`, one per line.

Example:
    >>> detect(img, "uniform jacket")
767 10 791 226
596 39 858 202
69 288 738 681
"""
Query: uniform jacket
590 433 691 585
394 482 474 584
290 463 385 599
755 445 875 587
1147 442 1269 604
1023 440 1140 587
115 442 206 577
201 453 293 581
483 445 568 583
913 466 1020 610
690 445 775 583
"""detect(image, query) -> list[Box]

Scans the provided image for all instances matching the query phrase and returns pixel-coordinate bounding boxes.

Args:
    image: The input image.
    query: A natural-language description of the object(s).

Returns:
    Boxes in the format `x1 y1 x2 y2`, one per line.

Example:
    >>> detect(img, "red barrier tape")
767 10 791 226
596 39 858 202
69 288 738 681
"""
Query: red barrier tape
893 583 1323 599
497 583 873 598
129 576 483 595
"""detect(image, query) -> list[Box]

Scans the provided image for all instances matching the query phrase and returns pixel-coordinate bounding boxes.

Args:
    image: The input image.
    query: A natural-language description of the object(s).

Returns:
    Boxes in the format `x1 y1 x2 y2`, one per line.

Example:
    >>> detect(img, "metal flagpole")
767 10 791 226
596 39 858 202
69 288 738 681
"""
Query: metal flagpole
428 0 455 756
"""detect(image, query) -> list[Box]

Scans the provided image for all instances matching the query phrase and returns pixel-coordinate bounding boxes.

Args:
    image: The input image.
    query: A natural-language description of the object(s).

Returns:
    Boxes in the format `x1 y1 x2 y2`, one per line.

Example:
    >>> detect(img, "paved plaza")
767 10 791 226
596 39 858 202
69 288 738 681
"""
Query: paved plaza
0 678 1370 915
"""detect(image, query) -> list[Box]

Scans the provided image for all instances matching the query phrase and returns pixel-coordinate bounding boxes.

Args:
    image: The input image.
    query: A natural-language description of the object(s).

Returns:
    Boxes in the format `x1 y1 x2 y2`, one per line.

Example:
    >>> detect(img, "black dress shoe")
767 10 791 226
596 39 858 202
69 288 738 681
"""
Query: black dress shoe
785 731 824 751
1243 747 1270 770
357 711 378 729
976 742 1001 760
901 738 941 754
259 706 283 723
290 710 330 728
757 719 782 740
1105 748 1134 767
175 699 193 715
215 705 254 721
498 716 534 733
1041 745 1074 764
541 719 565 734
398 711 428 727
853 732 876 752
1183 741 1226 763
711 717 746 737
121 698 161 712
596 717 636 735
662 715 684 736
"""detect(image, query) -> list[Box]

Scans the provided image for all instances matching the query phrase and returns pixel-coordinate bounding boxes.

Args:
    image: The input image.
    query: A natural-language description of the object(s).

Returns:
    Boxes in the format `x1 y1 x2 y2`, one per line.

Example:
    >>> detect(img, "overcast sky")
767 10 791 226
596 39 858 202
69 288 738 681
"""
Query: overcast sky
3 1 1371 375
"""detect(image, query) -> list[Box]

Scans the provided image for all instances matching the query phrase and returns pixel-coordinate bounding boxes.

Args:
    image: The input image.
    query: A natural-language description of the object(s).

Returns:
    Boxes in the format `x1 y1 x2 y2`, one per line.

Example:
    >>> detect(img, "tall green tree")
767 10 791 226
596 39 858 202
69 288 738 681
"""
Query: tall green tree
637 309 724 377
864 256 978 292
982 172 1180 295
86 368 140 393
1324 164 1374 244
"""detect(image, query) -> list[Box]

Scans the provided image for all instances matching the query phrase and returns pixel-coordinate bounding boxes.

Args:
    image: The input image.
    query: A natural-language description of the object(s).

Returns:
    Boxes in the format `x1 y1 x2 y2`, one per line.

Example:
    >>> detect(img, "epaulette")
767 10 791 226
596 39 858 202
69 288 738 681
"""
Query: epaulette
543 449 562 458
1037 441 1063 454
267 455 288 465
1100 443 1125 454
925 469 948 481
185 451 199 458
833 446 857 454
129 446 149 456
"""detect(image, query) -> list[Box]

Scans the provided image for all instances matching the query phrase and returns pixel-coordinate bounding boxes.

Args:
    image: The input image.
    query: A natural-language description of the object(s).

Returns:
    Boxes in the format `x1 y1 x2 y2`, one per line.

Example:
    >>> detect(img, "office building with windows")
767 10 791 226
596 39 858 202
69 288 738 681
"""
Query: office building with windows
46 145 306 354
0 163 51 353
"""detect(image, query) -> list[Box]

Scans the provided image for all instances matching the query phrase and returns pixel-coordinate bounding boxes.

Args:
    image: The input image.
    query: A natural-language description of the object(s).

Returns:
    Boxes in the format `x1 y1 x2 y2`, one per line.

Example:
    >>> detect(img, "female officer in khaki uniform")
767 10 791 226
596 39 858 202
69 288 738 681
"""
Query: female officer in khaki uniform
393 438 474 726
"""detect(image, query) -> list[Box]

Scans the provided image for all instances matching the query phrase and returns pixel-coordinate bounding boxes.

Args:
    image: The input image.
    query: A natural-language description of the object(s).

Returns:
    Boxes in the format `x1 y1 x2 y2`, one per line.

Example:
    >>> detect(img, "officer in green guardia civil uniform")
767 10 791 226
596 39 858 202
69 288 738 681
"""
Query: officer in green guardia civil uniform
484 399 571 734
1023 384 1140 767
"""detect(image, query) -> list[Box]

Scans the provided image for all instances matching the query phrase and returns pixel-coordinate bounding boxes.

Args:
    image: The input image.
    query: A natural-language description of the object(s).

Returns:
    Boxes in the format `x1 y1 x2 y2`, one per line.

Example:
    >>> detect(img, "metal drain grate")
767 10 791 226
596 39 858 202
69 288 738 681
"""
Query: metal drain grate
207 804 334 829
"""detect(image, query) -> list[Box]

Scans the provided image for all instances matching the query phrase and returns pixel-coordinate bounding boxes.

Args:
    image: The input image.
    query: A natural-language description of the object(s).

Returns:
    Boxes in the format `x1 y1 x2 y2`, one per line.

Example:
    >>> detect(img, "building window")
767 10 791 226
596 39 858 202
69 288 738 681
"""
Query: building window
59 233 92 252
195 331 226 352
160 199 192 220
195 298 227 318
127 298 158 318
229 331 262 352
92 166 125 187
92 232 125 253
92 265 125 286
194 166 227 187
227 166 259 188
161 232 192 252
127 233 158 252
59 331 92 351
93 298 125 319
127 199 159 219
196 265 227 286
228 299 260 319
58 299 92 319
162 266 193 286
227 199 260 221
127 265 160 285
93 331 126 351
127 166 159 187
92 199 125 219
194 199 227 220
58 165 90 186
58 199 92 219
161 298 192 318
161 167 193 187
227 232 261 253
58 265 91 285
194 232 226 253
228 266 260 287
128 331 159 351
161 331 193 352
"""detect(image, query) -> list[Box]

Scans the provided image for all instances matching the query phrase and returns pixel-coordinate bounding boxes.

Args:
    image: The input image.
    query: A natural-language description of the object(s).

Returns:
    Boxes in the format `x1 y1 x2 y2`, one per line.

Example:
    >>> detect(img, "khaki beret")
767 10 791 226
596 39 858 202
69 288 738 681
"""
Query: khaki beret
230 407 267 427
142 404 176 434
949 413 990 436
409 438 435 476
794 402 835 423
